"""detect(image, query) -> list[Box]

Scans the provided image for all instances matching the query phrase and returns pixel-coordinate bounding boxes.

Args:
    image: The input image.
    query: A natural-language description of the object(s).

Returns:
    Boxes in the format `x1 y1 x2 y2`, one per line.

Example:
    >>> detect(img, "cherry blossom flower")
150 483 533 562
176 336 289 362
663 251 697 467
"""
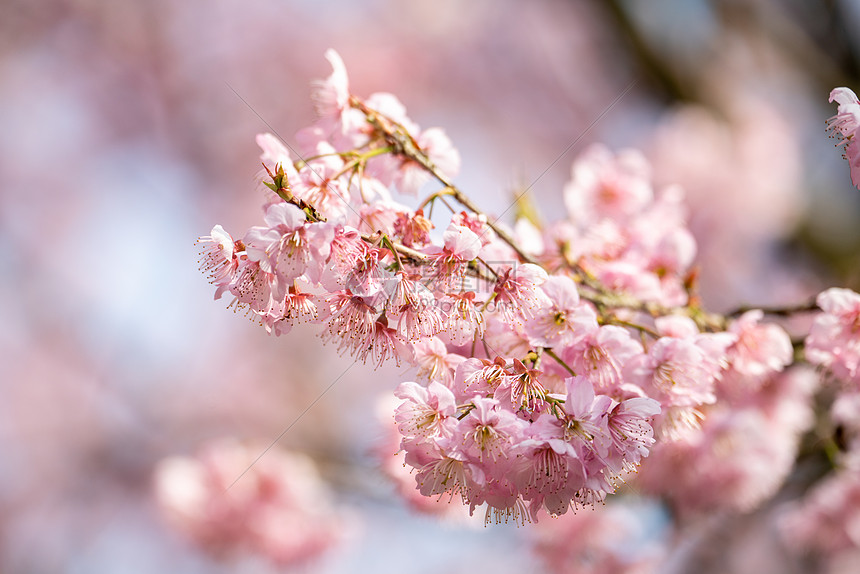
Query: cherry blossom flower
441 290 485 346
243 202 333 297
196 224 240 297
410 336 466 387
291 144 353 220
412 446 486 505
230 258 278 316
356 316 406 368
320 290 377 350
806 287 860 386
492 263 550 321
564 144 654 225
384 271 446 341
393 208 434 247
451 210 496 246
256 132 299 179
624 336 721 439
513 414 589 518
453 357 509 399
394 380 458 441
558 376 614 458
267 283 317 336
525 275 598 349
311 48 350 118
594 260 664 303
426 222 482 289
374 396 475 522
482 314 534 359
563 325 643 394
449 396 528 466
326 228 390 298
827 87 860 188
723 310 793 387
605 396 660 473
500 358 550 415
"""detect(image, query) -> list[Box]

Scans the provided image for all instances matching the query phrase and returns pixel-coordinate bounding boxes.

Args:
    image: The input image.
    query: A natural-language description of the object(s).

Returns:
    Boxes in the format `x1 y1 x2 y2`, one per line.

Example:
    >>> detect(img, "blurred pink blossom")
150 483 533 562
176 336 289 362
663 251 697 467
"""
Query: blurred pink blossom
153 439 348 567
806 287 860 386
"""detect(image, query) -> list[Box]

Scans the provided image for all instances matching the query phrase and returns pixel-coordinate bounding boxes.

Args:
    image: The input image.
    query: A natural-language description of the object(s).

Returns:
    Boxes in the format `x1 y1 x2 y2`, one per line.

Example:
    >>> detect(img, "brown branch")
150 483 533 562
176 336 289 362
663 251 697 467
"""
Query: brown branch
348 95 811 336
726 298 819 319
359 232 496 285
350 96 540 267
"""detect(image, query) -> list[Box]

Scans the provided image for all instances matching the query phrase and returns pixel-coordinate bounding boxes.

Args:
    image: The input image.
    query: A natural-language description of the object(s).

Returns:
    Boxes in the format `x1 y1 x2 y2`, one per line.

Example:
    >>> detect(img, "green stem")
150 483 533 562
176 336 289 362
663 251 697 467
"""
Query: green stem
544 348 577 378
380 235 404 271
605 317 660 340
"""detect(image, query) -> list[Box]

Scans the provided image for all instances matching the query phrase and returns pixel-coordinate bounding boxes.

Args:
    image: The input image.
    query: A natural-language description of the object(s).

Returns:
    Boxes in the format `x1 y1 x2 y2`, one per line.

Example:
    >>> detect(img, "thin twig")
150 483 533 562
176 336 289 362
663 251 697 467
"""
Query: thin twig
544 348 577 378
726 298 819 319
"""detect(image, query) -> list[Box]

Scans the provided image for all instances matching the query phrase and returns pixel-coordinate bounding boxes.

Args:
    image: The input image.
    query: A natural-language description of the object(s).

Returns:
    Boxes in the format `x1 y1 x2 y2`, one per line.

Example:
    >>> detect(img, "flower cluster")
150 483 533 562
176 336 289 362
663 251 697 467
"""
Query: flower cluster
639 365 818 515
778 389 860 570
781 469 860 554
806 287 860 386
153 439 345 566
531 500 666 574
198 52 860 525
394 374 659 523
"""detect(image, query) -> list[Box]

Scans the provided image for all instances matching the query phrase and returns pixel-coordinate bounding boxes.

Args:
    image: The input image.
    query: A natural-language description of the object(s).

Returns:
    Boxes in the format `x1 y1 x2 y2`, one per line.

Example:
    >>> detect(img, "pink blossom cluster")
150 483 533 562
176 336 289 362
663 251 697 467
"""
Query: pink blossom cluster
780 467 860 556
197 52 860 524
806 287 860 386
153 439 346 566
558 146 696 307
639 365 817 515
530 501 665 574
394 374 659 523
648 98 806 309
374 394 476 522
779 388 860 568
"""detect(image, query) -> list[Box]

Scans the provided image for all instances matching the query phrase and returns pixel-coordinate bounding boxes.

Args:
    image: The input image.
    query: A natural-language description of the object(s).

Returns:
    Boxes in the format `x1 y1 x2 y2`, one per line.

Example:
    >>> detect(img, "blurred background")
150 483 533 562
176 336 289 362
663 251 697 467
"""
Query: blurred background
2 0 860 572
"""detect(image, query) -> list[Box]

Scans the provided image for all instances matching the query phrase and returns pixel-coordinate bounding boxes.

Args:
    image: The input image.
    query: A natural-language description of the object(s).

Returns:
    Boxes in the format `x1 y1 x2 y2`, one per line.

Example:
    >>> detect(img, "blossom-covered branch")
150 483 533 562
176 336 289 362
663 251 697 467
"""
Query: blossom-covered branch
197 50 860 527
